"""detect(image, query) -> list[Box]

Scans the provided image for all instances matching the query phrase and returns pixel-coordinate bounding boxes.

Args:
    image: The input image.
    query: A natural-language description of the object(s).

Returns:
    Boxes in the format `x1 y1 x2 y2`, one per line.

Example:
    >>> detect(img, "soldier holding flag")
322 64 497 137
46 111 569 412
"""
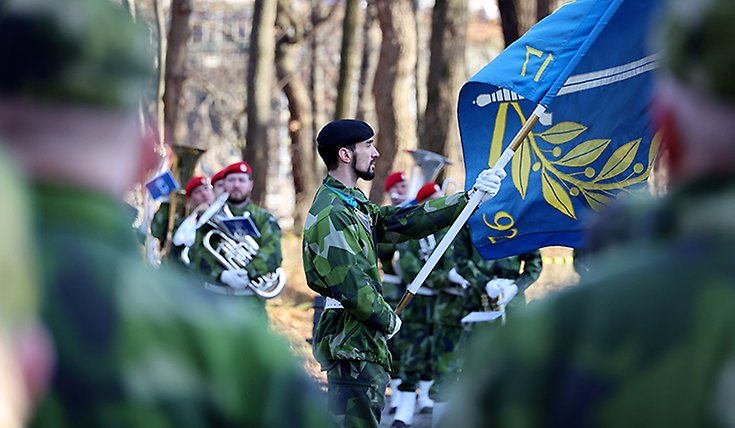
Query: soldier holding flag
442 0 735 426
303 119 505 427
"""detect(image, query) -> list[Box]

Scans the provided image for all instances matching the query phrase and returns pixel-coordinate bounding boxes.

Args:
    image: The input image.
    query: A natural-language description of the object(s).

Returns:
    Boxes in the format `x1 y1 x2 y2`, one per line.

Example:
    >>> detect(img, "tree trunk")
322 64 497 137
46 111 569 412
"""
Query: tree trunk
370 0 418 203
334 0 362 119
153 0 166 140
309 0 327 175
244 0 278 205
355 0 379 126
413 0 426 133
496 0 521 47
537 0 551 21
420 0 468 185
163 0 203 184
276 0 318 232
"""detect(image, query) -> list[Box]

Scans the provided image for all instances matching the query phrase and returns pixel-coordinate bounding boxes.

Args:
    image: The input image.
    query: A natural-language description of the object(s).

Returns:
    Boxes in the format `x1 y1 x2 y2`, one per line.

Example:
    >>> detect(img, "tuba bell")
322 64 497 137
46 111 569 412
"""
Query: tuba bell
199 193 286 299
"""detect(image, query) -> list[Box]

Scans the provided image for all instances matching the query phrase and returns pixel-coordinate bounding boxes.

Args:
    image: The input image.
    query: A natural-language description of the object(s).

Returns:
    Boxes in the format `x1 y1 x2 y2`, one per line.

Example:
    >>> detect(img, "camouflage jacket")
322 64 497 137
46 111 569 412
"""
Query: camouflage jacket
445 227 541 313
189 200 282 285
443 175 735 428
396 228 451 292
29 185 327 428
377 242 405 302
303 175 468 370
150 202 186 266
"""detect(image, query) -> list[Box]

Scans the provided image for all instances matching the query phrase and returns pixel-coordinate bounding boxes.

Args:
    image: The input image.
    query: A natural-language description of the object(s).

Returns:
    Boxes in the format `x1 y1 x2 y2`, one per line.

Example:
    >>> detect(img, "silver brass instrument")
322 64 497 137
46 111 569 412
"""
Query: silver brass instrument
200 193 286 299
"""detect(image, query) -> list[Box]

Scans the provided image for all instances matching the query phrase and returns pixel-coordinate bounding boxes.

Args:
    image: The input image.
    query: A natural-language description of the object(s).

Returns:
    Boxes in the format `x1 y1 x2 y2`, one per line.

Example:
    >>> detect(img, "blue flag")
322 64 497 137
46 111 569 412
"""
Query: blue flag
145 170 179 201
459 0 663 260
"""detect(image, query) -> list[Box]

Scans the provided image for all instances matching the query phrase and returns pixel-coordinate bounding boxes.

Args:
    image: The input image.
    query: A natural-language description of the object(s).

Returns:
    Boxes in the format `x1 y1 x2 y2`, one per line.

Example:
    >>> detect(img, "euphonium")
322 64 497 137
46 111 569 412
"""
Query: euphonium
200 193 286 299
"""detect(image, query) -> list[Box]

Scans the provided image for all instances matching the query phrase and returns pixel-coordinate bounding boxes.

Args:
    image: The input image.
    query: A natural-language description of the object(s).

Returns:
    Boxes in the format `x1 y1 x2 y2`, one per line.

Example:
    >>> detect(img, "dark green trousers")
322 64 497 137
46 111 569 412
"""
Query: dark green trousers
327 360 389 428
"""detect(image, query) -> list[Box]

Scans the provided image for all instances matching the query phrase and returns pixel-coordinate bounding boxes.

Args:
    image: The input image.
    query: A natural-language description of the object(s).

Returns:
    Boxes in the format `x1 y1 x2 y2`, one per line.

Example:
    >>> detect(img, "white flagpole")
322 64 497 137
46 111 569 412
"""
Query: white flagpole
395 106 544 315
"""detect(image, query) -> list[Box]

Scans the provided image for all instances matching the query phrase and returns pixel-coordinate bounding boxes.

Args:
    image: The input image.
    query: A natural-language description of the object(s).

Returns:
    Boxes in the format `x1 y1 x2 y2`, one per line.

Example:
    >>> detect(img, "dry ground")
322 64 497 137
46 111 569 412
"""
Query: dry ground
267 233 580 385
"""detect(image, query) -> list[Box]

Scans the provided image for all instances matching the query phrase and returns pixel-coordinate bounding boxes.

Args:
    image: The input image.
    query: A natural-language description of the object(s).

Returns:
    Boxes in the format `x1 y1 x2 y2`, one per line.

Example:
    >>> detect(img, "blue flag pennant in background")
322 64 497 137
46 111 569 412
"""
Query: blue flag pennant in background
145 170 179 201
459 0 663 260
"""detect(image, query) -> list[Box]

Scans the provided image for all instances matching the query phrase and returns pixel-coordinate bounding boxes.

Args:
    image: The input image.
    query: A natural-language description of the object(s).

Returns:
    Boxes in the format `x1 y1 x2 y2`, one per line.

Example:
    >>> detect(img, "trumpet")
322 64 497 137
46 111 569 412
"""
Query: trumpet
200 193 286 299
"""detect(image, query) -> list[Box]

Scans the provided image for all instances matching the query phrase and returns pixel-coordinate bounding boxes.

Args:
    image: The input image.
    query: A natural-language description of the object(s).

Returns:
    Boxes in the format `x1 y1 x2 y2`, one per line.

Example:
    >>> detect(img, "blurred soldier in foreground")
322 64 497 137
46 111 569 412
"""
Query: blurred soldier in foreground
0 147 53 428
303 119 505 427
189 161 284 316
443 0 735 426
377 171 409 414
0 1 326 426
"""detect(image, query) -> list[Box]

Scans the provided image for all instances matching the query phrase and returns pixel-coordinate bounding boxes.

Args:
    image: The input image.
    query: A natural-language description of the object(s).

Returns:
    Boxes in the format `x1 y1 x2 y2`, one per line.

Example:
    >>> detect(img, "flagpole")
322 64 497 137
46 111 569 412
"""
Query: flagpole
395 106 543 316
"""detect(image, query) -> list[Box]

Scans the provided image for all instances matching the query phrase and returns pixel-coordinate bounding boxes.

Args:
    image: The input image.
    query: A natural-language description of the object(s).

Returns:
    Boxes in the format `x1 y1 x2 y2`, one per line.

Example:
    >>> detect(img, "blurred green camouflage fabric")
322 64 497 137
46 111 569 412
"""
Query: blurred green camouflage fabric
30 186 328 428
0 0 152 108
0 1 328 426
662 0 735 102
443 178 735 427
0 146 38 330
303 175 468 371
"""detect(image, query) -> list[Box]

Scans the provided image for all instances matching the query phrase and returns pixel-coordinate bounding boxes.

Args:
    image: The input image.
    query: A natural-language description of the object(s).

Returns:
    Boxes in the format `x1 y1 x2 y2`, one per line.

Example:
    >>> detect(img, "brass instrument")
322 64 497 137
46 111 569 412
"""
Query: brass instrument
200 193 286 299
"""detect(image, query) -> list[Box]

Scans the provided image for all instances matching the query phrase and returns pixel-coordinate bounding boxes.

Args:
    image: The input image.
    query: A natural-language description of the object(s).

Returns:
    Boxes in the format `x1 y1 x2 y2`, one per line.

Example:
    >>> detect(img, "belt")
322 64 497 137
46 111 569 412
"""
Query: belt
441 287 467 297
383 274 402 285
415 288 436 296
325 297 344 309
204 282 255 296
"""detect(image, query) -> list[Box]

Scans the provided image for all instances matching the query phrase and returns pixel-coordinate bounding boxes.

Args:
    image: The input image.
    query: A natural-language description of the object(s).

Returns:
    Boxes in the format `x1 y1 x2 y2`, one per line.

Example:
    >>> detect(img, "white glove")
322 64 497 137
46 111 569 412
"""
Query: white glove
172 213 198 247
220 269 250 289
485 278 518 305
471 168 507 203
448 267 470 289
387 316 403 340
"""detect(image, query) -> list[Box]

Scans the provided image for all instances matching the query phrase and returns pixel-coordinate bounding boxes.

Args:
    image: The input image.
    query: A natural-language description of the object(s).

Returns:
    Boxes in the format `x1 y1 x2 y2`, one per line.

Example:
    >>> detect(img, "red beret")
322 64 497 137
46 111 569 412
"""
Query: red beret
416 182 441 203
223 161 252 177
384 171 406 192
211 169 226 185
184 176 208 197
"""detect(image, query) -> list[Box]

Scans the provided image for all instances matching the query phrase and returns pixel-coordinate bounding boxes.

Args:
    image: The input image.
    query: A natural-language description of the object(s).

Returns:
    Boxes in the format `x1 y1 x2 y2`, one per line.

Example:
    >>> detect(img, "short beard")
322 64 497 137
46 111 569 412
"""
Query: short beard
227 192 248 205
352 157 375 181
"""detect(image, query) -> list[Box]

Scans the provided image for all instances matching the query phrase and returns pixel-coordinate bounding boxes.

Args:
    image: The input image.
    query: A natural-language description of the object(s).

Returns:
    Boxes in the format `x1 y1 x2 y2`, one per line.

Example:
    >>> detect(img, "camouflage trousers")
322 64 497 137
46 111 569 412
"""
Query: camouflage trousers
327 360 389 428
396 294 435 391
429 292 466 401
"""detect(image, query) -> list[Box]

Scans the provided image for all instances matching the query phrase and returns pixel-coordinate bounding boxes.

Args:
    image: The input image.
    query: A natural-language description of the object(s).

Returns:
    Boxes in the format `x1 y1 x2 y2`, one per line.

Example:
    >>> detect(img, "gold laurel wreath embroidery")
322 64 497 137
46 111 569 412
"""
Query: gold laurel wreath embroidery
490 101 661 219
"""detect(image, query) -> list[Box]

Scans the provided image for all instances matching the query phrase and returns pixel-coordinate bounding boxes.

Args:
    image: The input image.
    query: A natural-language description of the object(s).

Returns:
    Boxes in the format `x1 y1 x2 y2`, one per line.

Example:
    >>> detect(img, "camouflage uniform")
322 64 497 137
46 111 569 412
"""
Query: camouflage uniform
429 226 541 401
29 186 327 428
303 175 468 427
443 177 735 427
188 201 283 318
150 201 186 268
377 242 406 380
395 230 449 392
0 1 327 426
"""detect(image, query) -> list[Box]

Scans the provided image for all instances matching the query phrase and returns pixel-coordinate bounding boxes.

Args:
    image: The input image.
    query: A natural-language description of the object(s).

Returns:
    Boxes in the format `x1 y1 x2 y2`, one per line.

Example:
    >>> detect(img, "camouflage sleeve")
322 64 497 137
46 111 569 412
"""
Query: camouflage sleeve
244 211 282 279
307 211 397 334
516 250 542 291
442 301 560 428
150 203 170 243
397 240 448 289
376 192 468 244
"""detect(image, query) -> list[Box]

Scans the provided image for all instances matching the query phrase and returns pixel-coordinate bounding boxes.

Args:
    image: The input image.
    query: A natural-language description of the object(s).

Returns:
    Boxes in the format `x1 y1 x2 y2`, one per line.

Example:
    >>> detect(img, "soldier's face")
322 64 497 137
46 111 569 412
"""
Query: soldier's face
389 181 408 205
225 172 253 203
190 184 215 206
213 180 225 197
351 138 379 181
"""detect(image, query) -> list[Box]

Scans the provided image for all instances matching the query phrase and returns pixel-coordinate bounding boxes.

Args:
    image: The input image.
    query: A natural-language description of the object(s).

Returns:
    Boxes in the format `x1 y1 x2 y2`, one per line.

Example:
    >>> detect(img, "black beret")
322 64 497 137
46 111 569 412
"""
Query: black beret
316 119 374 147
